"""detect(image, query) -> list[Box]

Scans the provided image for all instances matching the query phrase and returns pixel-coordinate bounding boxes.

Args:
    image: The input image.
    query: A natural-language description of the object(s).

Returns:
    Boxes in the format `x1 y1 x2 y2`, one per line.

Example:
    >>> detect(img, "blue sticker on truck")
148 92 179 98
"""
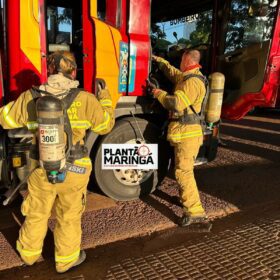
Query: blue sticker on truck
118 42 136 93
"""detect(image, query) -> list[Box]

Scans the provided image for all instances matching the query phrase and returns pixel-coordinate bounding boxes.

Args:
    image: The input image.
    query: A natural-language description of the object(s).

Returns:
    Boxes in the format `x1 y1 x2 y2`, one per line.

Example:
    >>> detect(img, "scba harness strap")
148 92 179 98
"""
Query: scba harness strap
172 74 209 128
30 87 88 163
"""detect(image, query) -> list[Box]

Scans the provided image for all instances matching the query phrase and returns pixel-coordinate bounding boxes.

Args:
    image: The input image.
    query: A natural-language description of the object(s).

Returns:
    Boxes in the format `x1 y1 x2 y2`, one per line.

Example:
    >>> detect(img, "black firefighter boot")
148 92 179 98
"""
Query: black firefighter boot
56 250 87 273
179 214 212 232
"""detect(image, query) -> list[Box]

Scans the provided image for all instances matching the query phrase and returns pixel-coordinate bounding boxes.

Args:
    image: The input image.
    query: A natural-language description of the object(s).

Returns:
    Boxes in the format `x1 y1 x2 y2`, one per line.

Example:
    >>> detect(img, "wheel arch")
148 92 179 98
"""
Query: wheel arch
85 96 166 154
90 115 170 200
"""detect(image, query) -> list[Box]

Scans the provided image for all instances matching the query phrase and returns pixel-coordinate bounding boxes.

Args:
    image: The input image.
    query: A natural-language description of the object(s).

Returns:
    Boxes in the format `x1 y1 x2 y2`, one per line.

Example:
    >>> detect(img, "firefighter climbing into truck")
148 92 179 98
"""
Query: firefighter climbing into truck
0 0 279 204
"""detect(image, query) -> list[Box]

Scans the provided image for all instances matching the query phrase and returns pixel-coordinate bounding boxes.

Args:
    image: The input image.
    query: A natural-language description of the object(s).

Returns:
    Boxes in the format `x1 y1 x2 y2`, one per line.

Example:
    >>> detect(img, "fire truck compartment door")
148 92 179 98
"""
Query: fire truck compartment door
216 41 270 104
20 0 47 82
0 52 4 106
89 1 122 107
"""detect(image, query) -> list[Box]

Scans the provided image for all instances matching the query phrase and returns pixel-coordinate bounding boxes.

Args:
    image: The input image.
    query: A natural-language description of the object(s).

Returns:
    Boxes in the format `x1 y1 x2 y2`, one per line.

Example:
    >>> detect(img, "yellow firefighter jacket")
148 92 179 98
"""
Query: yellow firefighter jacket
155 57 206 144
0 78 114 145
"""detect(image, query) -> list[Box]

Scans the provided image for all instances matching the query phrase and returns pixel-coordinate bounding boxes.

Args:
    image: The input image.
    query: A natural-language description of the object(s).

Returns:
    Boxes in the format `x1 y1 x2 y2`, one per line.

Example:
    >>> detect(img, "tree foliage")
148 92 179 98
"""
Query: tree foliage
188 11 212 46
57 8 72 25
151 23 171 51
224 0 276 53
151 0 276 54
151 23 166 40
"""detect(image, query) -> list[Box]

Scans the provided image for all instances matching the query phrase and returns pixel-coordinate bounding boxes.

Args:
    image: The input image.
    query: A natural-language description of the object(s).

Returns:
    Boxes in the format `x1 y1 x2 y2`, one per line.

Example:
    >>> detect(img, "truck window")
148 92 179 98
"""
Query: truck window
0 0 3 21
46 1 83 84
47 6 72 52
97 0 121 28
224 0 277 54
0 0 4 47
151 9 213 71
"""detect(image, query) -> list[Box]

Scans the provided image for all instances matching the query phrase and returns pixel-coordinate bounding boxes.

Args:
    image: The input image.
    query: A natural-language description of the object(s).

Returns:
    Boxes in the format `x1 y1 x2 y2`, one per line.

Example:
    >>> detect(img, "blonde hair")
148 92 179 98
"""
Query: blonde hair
47 51 77 77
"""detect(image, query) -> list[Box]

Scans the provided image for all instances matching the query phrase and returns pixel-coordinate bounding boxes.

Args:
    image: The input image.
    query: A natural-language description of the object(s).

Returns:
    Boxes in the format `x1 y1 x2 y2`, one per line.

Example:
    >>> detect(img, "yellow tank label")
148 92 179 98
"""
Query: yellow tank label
39 145 65 161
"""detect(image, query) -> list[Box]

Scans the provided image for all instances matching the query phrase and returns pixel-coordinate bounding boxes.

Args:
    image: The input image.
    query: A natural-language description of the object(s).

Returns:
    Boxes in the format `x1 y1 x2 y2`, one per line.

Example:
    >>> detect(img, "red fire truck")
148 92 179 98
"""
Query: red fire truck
0 0 279 202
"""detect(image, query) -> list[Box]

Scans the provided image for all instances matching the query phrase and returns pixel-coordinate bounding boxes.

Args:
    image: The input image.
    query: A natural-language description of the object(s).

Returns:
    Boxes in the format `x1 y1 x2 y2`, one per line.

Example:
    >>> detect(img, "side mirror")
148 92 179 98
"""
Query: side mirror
173 32 179 44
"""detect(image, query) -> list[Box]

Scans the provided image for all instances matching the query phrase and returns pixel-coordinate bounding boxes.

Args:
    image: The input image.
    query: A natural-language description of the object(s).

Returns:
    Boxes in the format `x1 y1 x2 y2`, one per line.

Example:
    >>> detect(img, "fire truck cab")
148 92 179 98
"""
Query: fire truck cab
0 0 279 202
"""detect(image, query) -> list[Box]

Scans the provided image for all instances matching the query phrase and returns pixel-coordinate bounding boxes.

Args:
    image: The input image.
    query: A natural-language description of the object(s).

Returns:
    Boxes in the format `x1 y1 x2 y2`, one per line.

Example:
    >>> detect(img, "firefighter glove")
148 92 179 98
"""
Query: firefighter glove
145 79 159 99
151 88 163 98
152 55 160 62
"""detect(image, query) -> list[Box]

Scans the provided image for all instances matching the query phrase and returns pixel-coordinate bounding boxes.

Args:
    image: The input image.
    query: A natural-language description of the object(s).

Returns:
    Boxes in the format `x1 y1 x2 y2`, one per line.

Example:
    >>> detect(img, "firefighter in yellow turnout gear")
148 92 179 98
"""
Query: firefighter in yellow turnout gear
152 50 208 226
0 51 114 272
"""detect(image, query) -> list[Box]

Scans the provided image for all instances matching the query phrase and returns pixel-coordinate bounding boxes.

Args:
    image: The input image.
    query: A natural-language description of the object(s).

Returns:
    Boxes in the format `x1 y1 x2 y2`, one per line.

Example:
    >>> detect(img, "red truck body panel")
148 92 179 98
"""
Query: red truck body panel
221 3 280 120
0 0 279 118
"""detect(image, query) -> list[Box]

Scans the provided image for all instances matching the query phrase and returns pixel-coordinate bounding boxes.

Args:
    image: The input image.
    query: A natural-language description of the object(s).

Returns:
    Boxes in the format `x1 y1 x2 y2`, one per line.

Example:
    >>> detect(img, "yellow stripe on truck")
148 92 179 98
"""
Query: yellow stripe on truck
20 0 41 72
92 19 122 108
90 0 122 108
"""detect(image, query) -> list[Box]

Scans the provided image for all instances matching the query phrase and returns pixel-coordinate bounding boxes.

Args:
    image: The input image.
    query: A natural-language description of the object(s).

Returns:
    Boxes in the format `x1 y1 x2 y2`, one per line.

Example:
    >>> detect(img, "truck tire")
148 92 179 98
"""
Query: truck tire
93 117 170 201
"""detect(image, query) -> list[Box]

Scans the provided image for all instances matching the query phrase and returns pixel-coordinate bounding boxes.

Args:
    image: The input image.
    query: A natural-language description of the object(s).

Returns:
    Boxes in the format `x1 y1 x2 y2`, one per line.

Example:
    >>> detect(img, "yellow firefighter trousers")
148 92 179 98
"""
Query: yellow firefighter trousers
174 136 205 216
16 159 92 272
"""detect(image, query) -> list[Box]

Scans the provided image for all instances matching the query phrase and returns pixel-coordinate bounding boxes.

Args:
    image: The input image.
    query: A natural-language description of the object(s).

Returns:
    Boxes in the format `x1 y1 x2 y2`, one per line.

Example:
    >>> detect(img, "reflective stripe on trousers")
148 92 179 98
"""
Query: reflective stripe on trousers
168 129 203 143
55 249 80 263
16 240 42 257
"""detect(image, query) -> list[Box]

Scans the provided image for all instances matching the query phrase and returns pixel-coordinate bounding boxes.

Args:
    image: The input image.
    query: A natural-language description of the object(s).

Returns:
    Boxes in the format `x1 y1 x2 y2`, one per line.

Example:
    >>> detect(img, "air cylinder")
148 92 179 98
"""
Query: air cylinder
36 95 66 172
206 72 225 124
